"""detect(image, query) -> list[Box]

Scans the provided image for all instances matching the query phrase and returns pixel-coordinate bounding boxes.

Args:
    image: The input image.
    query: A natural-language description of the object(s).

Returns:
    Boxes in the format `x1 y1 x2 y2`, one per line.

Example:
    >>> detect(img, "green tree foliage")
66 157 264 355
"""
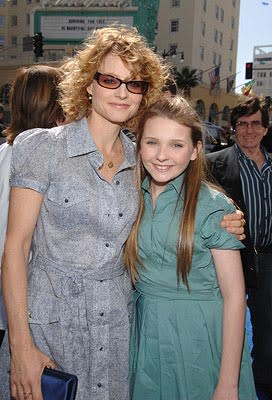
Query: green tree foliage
173 66 199 97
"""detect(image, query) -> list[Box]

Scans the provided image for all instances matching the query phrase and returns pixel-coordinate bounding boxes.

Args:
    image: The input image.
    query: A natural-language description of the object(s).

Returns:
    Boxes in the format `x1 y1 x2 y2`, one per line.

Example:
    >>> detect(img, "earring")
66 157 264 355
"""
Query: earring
88 94 92 101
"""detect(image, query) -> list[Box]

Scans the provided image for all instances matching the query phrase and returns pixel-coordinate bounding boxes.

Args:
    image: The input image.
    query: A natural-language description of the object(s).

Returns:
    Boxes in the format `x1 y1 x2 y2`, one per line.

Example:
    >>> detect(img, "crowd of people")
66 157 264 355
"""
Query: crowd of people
0 24 271 400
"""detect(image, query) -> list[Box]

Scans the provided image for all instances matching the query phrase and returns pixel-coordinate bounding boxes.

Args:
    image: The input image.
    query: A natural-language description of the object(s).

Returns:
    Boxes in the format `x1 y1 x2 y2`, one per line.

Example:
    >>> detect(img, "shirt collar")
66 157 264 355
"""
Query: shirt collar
235 142 272 164
66 118 96 157
65 118 136 167
141 173 185 194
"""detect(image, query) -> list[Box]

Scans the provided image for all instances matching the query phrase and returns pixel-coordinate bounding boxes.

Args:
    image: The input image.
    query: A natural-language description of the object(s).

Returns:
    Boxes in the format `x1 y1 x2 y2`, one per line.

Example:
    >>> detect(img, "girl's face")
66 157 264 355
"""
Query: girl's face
140 116 200 194
87 53 144 128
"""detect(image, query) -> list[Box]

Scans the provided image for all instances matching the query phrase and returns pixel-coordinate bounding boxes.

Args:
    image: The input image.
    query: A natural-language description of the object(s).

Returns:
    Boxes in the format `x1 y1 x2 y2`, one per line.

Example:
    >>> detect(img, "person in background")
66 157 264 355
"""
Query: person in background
0 25 245 400
0 103 7 145
261 125 272 152
0 65 64 349
206 96 272 400
125 95 256 400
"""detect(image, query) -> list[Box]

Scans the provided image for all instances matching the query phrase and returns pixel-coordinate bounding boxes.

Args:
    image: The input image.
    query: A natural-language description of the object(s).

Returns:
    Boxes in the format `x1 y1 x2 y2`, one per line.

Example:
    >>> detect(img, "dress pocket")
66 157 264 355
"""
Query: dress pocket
28 295 60 324
46 183 91 228
28 295 64 366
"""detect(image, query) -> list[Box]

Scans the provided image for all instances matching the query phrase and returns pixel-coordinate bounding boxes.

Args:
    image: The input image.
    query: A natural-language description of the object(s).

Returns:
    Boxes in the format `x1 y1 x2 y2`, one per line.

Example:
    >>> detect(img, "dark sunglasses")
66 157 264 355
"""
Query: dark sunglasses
93 72 149 95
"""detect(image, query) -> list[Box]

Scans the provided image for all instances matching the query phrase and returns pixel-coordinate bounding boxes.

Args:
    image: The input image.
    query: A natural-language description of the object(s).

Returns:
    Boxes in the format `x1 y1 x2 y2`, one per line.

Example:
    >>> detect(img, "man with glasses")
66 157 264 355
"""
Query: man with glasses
206 96 272 400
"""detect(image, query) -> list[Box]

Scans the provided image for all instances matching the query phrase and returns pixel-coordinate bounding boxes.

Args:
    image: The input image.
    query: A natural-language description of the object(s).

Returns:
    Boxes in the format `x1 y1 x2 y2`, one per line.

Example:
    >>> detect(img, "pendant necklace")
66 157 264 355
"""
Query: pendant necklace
107 161 114 168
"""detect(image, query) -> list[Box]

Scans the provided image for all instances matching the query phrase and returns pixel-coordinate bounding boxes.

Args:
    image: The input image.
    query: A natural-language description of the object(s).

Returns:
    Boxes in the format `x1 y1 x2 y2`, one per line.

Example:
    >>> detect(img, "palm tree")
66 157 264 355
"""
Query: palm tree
173 66 199 97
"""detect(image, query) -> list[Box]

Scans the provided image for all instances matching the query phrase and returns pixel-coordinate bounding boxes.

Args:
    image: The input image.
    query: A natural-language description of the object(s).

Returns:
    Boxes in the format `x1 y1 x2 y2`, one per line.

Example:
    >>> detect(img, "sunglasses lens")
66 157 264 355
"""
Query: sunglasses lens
127 81 149 94
95 73 149 94
98 74 120 89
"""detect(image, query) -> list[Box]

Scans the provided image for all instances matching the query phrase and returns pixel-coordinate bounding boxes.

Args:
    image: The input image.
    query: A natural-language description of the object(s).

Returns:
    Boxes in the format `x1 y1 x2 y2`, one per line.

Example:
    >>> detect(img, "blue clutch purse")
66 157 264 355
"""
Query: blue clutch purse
41 367 78 400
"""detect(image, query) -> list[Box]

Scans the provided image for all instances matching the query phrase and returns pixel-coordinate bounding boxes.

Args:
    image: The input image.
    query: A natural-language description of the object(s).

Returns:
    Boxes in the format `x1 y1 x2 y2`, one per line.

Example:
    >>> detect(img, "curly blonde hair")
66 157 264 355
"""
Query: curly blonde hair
59 25 170 131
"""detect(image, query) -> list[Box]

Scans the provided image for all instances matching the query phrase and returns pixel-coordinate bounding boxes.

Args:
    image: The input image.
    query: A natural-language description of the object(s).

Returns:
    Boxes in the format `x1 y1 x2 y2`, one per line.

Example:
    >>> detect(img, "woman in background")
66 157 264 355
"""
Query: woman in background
0 64 64 348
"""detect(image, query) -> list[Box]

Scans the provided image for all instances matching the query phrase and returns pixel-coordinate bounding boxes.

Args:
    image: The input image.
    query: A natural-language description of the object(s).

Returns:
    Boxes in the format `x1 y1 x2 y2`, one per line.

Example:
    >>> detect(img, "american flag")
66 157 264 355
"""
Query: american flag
226 74 236 93
209 65 220 85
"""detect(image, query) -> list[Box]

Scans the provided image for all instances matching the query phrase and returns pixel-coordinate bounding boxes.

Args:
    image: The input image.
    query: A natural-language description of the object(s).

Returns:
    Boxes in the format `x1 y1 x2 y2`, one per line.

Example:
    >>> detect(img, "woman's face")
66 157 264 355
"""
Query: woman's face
87 53 144 128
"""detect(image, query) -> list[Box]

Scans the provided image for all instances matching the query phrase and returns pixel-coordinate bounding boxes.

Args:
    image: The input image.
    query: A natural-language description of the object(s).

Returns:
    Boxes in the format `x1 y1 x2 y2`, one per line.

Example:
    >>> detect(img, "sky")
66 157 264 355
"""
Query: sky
235 0 272 92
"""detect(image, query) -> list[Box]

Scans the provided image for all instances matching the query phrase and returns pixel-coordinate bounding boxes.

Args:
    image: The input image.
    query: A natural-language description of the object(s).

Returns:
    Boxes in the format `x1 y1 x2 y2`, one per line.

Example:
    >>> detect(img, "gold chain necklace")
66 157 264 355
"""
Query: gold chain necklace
102 140 123 169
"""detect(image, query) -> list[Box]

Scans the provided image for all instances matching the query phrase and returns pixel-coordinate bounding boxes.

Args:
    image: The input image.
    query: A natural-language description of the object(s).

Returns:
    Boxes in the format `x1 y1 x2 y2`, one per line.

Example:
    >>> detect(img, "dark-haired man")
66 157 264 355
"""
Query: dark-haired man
206 96 272 400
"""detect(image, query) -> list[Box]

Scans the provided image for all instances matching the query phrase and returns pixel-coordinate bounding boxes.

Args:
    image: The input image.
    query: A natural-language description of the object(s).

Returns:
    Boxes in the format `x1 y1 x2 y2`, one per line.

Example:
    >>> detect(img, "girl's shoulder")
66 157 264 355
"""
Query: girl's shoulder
198 183 235 212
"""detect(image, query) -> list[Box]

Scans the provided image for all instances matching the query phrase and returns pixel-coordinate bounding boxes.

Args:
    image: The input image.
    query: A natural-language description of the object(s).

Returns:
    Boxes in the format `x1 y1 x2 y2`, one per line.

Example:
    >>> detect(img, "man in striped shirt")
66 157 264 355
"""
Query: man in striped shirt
206 96 272 400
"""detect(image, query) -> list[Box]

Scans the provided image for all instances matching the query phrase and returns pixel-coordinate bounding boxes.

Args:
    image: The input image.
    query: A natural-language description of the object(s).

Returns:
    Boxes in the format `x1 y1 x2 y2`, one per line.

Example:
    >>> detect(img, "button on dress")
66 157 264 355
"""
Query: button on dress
0 118 138 400
130 176 256 400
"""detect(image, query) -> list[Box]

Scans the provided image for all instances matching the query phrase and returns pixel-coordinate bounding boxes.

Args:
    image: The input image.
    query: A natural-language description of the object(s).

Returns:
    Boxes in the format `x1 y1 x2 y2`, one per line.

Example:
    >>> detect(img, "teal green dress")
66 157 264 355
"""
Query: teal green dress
130 176 256 400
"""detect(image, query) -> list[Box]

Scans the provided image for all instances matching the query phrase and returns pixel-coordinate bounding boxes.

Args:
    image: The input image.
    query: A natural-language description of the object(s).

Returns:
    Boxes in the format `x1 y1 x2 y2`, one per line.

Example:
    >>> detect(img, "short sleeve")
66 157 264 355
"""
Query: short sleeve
200 191 244 251
10 128 52 194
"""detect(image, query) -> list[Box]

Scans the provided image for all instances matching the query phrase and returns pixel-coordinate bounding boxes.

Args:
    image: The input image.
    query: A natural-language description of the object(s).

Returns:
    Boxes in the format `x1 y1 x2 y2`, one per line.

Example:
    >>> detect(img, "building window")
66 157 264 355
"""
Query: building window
209 103 219 124
26 0 32 3
229 59 232 72
0 35 4 46
231 16 235 29
222 106 230 122
0 0 4 6
220 8 224 22
232 0 236 6
12 0 17 4
201 0 207 11
171 0 180 6
215 5 219 20
229 38 233 51
200 21 206 36
11 36 17 46
10 15 18 26
213 52 217 65
195 99 206 119
219 32 223 45
214 29 218 43
26 13 30 25
0 16 4 27
200 46 204 61
170 19 179 32
218 54 222 65
169 43 178 53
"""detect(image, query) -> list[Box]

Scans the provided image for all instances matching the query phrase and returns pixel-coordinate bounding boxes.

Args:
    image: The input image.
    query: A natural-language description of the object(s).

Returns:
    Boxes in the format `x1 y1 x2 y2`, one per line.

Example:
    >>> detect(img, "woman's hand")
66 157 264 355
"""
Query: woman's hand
10 344 56 400
220 209 246 241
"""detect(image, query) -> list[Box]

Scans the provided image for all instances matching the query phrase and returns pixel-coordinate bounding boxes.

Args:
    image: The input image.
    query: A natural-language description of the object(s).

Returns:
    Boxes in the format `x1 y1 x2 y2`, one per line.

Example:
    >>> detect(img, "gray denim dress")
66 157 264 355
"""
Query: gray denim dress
0 118 138 400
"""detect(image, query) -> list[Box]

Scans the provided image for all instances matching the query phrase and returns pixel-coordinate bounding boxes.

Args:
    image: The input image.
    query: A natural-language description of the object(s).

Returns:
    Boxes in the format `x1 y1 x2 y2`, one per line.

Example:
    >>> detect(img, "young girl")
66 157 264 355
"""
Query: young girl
125 96 256 400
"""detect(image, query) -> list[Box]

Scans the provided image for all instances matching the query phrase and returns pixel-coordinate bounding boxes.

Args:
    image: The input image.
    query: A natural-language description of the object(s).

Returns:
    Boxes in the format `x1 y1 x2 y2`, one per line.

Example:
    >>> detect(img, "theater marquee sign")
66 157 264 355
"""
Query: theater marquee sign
43 0 131 6
40 14 134 40
33 0 159 45
34 10 135 42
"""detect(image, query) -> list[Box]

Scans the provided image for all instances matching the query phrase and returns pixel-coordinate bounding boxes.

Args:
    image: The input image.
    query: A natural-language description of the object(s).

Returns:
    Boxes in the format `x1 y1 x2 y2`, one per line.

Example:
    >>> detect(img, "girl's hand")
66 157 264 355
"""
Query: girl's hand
10 344 56 400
